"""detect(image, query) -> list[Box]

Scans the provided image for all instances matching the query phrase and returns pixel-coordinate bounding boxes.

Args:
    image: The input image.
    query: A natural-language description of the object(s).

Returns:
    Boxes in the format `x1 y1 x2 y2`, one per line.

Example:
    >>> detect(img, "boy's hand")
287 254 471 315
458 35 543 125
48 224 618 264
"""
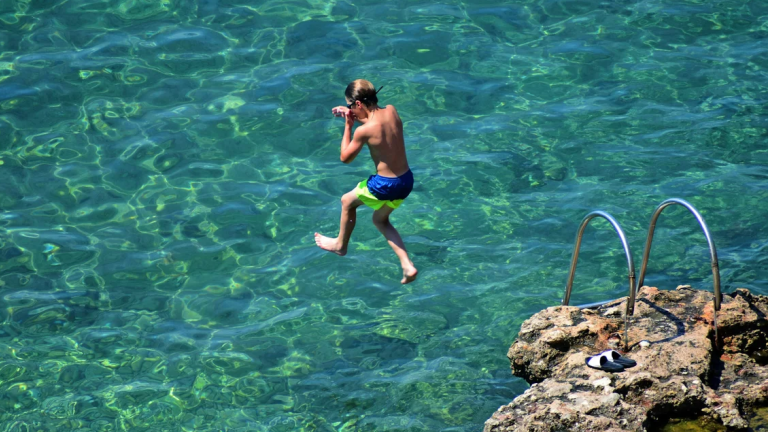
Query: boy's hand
345 110 356 127
331 106 349 118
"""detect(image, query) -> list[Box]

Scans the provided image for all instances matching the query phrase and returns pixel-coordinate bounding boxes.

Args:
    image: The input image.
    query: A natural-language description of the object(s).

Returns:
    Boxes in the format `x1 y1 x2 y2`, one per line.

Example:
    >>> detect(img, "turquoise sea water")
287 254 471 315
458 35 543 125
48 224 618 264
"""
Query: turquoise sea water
1 0 768 430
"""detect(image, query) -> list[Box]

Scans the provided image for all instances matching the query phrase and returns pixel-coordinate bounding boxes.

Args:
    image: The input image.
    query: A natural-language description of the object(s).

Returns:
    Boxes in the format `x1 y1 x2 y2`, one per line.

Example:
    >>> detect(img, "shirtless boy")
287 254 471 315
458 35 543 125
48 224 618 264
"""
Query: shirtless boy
314 79 418 284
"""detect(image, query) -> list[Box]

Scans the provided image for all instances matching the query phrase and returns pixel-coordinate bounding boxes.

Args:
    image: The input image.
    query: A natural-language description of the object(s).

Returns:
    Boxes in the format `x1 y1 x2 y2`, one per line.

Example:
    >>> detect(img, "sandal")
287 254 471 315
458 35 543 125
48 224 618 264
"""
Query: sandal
585 352 625 372
600 349 637 368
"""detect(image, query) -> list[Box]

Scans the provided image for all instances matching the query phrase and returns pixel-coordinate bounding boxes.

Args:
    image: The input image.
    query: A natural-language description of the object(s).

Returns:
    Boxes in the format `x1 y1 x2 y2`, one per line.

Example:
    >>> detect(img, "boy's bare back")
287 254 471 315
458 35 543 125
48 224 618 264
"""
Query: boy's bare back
354 105 410 178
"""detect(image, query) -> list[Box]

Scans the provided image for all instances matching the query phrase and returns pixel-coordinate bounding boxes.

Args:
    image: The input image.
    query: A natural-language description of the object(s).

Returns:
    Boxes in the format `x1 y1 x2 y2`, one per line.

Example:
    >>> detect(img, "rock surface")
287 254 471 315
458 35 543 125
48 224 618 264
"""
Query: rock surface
485 286 768 432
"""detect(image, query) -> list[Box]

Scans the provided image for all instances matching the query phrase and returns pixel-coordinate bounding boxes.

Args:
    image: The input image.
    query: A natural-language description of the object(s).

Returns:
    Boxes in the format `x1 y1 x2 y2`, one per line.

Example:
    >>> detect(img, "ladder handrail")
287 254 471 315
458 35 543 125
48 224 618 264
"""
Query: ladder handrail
559 201 723 350
562 211 636 350
636 198 722 342
562 211 637 309
636 198 721 310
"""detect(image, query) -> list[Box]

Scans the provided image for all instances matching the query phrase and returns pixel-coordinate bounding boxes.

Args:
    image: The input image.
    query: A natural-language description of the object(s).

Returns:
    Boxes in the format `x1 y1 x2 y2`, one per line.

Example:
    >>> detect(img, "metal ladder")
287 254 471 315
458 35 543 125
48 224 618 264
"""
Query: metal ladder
561 198 722 350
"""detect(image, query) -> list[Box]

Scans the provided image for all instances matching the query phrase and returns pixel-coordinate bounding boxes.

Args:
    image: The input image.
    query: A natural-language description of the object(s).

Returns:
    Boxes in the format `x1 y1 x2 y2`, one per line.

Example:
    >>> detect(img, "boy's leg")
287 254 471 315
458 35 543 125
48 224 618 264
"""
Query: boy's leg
315 188 363 256
371 205 418 284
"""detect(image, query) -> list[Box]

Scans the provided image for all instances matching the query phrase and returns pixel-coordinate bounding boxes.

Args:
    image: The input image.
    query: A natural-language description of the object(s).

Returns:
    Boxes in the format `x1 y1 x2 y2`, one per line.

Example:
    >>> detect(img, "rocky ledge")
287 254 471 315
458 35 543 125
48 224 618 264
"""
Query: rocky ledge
485 286 768 431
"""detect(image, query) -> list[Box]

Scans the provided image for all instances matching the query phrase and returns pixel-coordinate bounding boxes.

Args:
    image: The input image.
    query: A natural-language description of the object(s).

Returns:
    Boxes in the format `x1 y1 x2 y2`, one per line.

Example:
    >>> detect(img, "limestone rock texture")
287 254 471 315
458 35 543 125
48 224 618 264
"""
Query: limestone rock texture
484 286 768 432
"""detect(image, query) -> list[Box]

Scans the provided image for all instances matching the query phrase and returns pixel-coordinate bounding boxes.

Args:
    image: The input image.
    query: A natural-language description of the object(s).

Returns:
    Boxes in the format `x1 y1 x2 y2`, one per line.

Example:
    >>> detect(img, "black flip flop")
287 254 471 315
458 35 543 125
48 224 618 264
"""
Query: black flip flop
585 352 624 372
600 349 637 368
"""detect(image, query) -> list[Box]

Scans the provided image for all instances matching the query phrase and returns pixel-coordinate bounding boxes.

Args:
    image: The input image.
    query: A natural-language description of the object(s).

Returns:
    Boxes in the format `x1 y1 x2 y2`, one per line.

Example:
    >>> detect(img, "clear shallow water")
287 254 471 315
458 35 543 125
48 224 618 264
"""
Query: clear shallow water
0 0 767 430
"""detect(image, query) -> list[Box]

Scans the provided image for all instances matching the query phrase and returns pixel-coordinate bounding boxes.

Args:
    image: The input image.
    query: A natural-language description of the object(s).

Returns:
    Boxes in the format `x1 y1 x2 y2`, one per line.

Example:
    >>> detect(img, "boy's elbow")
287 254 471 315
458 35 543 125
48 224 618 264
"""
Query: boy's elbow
340 153 355 163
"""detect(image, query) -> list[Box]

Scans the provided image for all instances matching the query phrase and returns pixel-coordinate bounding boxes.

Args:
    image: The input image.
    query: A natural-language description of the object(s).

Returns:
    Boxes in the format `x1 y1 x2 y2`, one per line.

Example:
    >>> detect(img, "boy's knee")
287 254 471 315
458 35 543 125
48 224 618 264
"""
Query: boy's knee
372 214 389 227
341 194 355 208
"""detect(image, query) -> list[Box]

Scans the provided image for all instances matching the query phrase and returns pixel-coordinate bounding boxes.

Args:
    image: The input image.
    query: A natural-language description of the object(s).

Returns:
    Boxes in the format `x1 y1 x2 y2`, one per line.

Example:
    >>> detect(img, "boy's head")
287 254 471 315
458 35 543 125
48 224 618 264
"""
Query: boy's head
345 79 379 109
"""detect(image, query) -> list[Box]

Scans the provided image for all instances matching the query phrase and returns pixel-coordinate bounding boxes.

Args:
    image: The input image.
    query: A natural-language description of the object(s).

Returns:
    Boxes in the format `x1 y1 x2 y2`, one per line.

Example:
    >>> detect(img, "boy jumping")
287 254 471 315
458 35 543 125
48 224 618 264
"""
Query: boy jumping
314 79 418 284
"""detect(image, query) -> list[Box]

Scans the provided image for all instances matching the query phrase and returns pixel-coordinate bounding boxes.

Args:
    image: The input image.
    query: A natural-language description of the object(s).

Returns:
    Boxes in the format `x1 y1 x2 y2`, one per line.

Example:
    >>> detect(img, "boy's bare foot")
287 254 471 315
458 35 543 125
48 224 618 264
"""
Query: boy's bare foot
401 264 418 284
314 233 347 256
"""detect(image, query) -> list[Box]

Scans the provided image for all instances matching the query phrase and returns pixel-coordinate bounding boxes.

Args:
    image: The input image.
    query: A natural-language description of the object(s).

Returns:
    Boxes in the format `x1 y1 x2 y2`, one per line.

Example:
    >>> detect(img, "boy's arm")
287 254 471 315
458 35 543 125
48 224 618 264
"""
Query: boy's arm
340 120 367 164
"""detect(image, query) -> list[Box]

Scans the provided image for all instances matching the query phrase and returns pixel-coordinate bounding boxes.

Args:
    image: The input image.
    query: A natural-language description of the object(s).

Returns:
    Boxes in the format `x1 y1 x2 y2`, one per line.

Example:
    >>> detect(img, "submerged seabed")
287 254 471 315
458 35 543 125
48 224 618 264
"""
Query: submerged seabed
0 0 767 430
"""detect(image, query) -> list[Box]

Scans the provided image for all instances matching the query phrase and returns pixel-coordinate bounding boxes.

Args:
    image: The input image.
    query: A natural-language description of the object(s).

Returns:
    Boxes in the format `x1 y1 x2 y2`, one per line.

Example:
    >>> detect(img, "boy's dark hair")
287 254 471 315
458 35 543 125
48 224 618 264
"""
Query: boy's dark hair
345 79 383 107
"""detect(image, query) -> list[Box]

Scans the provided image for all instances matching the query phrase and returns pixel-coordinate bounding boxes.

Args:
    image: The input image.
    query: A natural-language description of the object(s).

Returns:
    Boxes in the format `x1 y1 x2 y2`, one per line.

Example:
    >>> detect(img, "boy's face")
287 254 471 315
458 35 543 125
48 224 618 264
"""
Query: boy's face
346 99 361 112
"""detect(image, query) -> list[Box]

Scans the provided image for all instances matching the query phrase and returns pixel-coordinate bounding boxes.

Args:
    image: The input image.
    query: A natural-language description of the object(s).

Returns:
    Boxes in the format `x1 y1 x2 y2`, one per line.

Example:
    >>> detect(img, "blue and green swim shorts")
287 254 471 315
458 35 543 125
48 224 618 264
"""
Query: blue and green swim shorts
356 170 414 210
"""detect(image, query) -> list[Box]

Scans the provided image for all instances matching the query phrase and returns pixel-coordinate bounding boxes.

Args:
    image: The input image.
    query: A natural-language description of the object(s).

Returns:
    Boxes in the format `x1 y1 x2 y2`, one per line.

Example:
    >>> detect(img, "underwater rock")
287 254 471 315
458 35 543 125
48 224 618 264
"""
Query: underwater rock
485 286 768 432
